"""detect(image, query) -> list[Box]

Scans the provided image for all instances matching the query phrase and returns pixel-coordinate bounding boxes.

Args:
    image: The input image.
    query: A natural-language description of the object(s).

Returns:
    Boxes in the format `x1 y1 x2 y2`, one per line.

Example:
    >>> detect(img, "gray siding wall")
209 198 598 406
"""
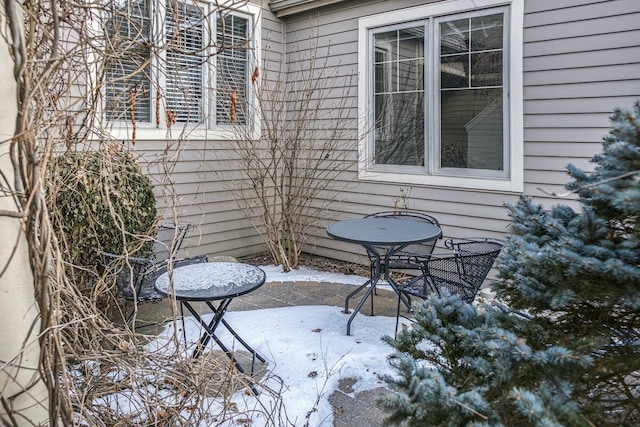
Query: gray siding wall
133 2 285 260
274 0 640 264
523 0 640 196
142 0 640 265
136 139 267 260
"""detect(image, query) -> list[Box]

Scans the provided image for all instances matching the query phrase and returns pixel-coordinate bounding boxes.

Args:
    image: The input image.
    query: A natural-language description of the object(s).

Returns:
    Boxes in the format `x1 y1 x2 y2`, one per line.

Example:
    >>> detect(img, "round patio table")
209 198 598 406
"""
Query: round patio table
327 217 442 335
155 261 266 394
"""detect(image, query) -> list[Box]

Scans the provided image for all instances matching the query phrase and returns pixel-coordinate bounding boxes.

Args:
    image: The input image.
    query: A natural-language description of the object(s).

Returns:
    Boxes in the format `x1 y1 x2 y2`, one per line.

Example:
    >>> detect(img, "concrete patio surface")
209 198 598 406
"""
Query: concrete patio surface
128 278 407 427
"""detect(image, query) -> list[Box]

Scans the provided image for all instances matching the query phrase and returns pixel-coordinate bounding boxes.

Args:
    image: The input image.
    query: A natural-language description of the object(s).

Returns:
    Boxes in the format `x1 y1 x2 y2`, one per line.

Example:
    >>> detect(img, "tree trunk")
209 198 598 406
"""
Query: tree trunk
0 1 50 425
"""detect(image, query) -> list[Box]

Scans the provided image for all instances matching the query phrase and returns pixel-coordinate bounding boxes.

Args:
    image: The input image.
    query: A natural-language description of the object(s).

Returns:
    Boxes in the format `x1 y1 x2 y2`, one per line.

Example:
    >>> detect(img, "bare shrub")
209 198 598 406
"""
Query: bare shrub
225 34 361 271
0 0 295 425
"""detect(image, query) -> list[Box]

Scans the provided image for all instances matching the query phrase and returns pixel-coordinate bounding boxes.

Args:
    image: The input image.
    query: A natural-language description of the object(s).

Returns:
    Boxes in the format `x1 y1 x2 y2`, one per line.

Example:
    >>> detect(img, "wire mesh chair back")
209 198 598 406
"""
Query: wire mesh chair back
364 210 442 271
400 237 504 303
98 223 195 317
151 224 191 264
98 252 154 301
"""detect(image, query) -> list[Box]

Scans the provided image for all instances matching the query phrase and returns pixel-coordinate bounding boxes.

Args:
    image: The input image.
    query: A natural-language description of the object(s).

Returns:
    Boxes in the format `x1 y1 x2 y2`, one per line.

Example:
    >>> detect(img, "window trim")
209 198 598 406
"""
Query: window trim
104 0 261 142
357 0 523 192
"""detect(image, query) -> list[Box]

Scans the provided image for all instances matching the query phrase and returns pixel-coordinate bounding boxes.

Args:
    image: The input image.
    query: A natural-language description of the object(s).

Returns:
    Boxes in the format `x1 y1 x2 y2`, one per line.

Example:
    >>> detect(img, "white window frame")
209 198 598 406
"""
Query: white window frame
357 0 523 192
104 0 261 142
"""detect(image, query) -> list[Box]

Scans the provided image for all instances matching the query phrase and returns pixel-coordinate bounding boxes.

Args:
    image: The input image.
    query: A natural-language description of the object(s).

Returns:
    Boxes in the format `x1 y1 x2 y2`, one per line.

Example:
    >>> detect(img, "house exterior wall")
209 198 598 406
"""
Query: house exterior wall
522 0 640 194
130 1 285 260
60 0 639 264
270 0 640 264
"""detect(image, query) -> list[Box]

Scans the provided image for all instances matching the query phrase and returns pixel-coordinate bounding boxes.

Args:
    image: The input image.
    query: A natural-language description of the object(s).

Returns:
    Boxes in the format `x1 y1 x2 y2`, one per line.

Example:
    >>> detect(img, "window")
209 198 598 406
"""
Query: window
105 0 259 136
216 13 250 125
106 0 153 124
358 0 523 192
165 1 206 125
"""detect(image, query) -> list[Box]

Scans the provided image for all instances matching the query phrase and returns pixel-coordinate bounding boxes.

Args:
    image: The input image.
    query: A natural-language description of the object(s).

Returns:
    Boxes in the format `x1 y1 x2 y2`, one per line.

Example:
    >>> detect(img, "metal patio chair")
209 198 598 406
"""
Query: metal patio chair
98 223 206 323
395 237 504 334
363 210 443 276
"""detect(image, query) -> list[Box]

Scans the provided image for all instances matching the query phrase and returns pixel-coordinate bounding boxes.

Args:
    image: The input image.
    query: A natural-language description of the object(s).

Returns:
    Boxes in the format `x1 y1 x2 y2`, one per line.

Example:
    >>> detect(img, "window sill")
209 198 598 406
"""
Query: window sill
358 169 523 193
105 125 240 142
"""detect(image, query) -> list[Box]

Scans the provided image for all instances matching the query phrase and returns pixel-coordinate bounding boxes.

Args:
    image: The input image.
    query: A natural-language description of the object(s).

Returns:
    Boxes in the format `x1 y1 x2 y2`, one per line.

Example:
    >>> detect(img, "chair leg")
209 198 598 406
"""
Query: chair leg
123 299 140 327
124 304 135 324
123 282 144 326
370 283 374 315
395 293 403 339
395 292 418 338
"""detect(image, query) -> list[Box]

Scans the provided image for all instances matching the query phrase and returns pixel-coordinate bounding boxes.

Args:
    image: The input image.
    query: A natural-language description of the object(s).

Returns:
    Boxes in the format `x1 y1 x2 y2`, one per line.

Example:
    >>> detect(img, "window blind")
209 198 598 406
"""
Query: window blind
105 0 152 123
216 13 249 125
165 1 205 124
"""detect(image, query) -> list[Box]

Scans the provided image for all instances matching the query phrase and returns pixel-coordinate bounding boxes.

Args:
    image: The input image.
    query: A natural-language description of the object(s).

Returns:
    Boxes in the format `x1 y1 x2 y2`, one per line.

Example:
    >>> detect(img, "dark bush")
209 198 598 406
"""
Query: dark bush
47 149 157 290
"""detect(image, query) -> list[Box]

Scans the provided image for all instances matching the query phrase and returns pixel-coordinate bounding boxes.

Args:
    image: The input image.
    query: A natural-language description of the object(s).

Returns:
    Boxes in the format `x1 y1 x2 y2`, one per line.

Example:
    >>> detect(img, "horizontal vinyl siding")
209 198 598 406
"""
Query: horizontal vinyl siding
281 0 513 265
272 0 640 266
125 3 282 261
133 138 268 260
138 0 640 266
522 0 640 208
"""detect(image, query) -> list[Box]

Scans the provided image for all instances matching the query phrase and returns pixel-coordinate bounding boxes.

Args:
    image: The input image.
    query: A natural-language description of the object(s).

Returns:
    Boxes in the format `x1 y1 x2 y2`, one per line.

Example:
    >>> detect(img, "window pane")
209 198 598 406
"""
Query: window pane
439 12 504 172
373 26 425 166
398 28 424 61
216 14 249 125
397 59 424 92
440 19 469 55
471 51 502 87
375 93 424 166
105 0 152 123
440 13 503 89
374 31 398 60
374 50 388 92
440 54 468 89
470 14 503 51
440 88 503 170
166 1 205 124
375 28 424 62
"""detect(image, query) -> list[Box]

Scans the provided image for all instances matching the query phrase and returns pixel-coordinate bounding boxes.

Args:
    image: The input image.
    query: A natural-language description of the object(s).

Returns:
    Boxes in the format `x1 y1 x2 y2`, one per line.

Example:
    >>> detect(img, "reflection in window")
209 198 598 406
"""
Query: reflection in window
439 13 504 171
366 9 507 176
373 27 425 166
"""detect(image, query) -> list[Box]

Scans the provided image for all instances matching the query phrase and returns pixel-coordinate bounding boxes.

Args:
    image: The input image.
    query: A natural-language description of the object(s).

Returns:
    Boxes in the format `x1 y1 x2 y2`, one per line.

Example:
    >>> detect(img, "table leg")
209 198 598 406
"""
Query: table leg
180 303 187 352
344 246 384 335
180 300 265 395
384 275 412 312
180 300 231 359
384 245 413 312
346 275 379 336
219 317 266 364
343 276 375 314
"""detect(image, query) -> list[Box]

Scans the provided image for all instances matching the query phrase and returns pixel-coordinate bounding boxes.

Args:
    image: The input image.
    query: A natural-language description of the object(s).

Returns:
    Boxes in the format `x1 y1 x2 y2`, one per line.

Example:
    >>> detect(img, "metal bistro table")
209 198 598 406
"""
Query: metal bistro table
327 217 442 335
155 262 267 393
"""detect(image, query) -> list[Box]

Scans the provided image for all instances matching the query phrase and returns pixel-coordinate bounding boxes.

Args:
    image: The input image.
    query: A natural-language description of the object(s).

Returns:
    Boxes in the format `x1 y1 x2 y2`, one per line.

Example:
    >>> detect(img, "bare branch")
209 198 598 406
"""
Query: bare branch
537 170 640 198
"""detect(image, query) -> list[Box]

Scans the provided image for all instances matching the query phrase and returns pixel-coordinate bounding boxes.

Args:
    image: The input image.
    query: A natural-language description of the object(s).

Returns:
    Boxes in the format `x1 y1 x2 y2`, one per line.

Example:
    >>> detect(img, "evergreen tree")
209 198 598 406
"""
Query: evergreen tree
379 103 640 426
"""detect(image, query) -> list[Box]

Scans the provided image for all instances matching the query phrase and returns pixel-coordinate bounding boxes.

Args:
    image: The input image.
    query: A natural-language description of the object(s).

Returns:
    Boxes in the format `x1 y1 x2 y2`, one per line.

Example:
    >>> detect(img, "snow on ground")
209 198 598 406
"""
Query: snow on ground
145 265 400 426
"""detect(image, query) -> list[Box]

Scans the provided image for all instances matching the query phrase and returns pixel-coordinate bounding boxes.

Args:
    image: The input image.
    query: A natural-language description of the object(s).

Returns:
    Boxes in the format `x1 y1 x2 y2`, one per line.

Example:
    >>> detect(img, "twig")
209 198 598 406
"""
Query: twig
537 170 640 198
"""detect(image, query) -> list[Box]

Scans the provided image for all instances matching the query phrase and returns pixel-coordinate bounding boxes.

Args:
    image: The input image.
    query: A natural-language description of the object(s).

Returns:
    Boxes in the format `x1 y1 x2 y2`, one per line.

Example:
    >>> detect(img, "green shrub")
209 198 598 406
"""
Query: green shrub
380 103 640 425
47 149 157 289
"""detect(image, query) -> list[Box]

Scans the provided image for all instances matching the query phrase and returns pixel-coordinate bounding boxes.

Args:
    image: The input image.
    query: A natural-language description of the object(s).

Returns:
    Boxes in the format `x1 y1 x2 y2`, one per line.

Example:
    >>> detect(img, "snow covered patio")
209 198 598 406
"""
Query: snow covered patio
126 264 406 427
